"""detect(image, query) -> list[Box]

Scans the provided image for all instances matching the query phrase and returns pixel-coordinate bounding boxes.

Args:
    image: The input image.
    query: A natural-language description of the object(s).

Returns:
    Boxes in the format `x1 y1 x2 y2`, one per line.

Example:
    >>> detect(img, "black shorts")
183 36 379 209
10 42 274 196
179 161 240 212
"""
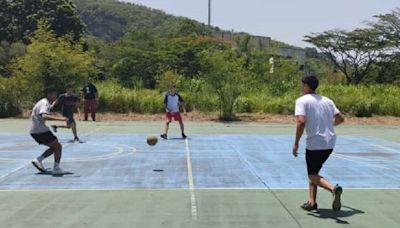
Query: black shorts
31 131 57 145
306 149 333 175
63 112 75 125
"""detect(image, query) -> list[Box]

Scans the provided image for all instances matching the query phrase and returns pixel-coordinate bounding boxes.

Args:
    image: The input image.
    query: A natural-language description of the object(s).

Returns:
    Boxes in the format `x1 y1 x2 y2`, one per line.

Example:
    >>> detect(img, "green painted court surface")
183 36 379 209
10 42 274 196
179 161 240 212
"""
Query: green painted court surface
1 119 400 228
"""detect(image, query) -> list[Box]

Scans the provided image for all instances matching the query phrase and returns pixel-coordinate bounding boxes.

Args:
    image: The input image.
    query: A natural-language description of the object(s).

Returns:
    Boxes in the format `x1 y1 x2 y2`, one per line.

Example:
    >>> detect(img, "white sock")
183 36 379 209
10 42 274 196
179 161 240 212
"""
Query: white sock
37 155 45 162
54 162 60 169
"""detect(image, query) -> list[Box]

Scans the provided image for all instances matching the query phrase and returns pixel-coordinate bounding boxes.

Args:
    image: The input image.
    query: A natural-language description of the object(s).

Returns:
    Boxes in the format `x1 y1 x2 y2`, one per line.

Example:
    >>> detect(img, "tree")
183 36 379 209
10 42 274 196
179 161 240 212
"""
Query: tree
200 50 249 121
111 49 164 88
10 20 94 100
0 0 84 43
0 41 26 77
372 8 400 52
305 29 382 84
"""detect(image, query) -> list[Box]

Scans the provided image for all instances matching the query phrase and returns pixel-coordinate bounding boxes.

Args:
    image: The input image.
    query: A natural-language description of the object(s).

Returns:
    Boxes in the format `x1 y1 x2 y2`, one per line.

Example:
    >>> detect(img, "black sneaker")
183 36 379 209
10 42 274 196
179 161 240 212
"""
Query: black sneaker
332 185 343 211
51 125 57 133
301 202 318 212
182 133 187 139
160 134 167 140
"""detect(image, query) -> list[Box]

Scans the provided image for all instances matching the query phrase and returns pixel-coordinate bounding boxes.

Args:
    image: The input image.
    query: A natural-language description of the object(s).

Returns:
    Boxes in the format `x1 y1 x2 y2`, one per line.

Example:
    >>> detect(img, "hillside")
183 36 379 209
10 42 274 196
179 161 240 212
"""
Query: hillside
73 0 213 41
73 0 293 50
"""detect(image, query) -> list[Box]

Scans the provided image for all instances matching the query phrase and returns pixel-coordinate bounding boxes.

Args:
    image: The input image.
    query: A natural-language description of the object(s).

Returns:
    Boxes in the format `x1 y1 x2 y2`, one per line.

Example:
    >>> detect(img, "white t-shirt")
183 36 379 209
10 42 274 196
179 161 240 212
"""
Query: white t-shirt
30 98 51 134
295 94 340 150
164 93 183 113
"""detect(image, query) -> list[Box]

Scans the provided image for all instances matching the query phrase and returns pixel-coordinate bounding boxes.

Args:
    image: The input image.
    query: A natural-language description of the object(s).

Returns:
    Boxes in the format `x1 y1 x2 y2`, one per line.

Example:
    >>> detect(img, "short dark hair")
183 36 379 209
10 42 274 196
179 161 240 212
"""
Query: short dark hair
301 75 319 91
44 86 57 96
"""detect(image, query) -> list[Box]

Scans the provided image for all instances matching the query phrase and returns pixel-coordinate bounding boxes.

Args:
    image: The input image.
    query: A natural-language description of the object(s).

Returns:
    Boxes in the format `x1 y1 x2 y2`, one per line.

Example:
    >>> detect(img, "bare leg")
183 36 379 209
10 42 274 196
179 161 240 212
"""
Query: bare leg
71 122 78 138
308 181 318 205
40 148 54 159
164 121 171 135
46 140 62 163
309 174 335 193
178 121 185 134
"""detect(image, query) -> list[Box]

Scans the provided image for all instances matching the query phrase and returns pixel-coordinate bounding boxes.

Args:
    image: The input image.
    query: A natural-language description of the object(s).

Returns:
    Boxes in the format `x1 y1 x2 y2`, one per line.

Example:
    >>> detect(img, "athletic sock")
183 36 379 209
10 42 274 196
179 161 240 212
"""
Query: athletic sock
37 155 45 162
54 162 60 168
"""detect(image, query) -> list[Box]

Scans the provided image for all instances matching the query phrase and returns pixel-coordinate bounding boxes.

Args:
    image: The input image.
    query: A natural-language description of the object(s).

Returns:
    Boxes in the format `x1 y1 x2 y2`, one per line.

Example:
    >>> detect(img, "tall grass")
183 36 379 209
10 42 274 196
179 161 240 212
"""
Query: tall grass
1 81 398 118
97 82 400 117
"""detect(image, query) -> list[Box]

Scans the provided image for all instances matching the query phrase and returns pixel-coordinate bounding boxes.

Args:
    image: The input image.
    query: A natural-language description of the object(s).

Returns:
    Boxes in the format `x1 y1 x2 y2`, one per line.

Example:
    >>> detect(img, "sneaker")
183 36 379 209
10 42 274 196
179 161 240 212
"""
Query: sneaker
160 134 167 140
31 159 46 173
51 125 58 133
74 137 82 143
332 185 343 211
52 166 66 176
182 133 187 139
301 202 318 212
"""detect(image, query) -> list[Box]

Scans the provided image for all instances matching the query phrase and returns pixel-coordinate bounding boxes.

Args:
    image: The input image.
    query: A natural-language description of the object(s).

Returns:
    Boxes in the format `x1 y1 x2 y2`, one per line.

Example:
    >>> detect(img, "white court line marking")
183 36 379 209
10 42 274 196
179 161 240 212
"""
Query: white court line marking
185 138 198 220
0 124 105 178
332 153 400 171
0 187 400 192
375 144 400 154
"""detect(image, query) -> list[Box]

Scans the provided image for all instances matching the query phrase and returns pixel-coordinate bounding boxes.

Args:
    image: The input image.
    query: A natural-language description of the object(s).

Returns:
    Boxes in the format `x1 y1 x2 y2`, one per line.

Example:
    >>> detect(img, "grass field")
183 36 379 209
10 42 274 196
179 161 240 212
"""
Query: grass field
0 119 399 228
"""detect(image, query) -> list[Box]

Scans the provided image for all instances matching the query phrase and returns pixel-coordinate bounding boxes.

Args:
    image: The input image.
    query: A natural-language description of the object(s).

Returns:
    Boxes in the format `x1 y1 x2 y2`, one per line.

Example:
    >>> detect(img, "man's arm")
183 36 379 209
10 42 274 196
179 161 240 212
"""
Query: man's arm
50 99 58 111
178 94 186 114
293 115 306 157
334 113 345 126
164 95 169 113
41 113 67 121
93 86 99 99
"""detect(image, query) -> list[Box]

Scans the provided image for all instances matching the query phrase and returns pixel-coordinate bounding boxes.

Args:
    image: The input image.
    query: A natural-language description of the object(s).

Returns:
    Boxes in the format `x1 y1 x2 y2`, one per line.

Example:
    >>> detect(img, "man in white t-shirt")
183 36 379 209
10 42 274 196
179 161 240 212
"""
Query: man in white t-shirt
293 75 345 212
30 87 69 176
160 84 187 139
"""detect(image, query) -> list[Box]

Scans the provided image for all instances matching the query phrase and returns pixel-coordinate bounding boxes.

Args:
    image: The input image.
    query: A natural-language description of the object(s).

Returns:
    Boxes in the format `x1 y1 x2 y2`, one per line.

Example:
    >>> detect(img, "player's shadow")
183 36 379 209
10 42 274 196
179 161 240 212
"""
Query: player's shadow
307 206 365 224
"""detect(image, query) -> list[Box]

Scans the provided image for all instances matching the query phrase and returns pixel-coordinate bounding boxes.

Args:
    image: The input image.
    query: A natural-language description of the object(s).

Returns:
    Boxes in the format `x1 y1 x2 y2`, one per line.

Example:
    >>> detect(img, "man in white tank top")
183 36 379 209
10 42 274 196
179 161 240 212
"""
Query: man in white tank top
293 75 345 212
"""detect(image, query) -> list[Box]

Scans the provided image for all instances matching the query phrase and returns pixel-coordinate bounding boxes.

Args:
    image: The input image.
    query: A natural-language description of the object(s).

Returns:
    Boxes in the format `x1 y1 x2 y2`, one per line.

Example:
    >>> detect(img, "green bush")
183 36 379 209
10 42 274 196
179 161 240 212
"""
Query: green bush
0 78 22 117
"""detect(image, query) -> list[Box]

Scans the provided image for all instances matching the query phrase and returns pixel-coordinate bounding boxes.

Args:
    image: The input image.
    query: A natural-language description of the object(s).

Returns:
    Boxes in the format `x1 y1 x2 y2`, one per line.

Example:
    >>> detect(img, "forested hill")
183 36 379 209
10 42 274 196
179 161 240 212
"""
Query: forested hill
73 0 214 41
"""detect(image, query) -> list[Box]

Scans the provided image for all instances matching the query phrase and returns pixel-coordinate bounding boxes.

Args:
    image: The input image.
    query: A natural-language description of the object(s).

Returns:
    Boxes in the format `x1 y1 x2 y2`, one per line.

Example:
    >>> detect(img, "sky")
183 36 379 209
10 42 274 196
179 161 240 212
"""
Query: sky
122 0 399 47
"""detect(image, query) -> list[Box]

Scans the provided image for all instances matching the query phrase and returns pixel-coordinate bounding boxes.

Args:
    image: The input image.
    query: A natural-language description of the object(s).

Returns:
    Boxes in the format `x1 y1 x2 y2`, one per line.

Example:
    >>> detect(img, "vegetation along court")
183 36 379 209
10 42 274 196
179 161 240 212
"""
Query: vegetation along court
0 0 399 119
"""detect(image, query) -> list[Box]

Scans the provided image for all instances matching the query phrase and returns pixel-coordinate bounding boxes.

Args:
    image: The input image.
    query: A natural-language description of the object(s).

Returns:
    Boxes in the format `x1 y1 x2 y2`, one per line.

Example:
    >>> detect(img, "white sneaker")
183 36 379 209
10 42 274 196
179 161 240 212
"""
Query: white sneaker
31 159 46 173
52 166 66 176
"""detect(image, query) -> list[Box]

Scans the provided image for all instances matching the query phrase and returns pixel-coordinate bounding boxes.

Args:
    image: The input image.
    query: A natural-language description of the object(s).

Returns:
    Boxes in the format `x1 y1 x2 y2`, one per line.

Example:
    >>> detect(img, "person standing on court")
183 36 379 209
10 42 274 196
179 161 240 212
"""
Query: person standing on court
160 84 187 140
50 87 82 143
30 87 68 176
81 79 98 121
292 75 345 212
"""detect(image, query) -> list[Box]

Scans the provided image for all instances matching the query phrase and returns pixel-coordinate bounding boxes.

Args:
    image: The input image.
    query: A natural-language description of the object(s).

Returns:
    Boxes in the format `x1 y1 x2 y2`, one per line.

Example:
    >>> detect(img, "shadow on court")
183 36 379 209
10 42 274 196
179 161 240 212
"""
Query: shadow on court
308 206 365 224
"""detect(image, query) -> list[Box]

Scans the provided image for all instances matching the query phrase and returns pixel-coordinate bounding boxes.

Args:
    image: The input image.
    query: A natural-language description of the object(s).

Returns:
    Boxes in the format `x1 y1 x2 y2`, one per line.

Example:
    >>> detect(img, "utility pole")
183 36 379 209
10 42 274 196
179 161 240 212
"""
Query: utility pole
208 0 211 26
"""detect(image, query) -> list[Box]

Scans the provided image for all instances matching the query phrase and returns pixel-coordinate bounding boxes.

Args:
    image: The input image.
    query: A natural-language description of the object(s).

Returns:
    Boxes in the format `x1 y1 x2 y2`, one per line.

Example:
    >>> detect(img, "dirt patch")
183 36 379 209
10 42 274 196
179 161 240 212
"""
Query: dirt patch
85 112 400 126
15 111 400 125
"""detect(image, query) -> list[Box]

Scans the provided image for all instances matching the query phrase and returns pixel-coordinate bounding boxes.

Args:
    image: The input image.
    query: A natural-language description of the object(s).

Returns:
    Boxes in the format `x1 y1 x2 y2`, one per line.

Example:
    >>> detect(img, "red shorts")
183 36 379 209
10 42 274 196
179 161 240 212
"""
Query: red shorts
165 112 182 122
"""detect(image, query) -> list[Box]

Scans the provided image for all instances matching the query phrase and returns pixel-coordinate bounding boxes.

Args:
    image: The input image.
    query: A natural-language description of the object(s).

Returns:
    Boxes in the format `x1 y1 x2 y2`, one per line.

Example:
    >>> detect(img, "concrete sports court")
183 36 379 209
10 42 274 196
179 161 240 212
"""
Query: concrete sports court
0 119 399 228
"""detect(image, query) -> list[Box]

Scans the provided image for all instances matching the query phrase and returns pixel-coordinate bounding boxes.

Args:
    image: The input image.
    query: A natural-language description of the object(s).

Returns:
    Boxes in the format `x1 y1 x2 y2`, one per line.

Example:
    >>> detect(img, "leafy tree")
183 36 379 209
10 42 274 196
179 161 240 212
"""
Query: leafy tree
305 29 382 84
111 49 164 88
0 0 84 43
10 20 94 100
372 8 400 52
200 50 249 120
165 36 231 77
0 41 26 77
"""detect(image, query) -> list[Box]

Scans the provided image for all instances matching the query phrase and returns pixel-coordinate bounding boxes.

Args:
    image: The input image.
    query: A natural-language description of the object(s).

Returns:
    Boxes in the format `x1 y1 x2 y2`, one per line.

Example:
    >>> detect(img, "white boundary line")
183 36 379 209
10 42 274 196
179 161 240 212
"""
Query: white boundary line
0 187 399 192
185 138 198 220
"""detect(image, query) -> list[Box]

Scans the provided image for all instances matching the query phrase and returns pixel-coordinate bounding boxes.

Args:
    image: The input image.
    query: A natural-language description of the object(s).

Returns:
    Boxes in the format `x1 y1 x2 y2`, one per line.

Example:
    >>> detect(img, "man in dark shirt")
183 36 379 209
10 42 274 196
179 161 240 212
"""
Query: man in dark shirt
82 79 98 121
51 87 81 142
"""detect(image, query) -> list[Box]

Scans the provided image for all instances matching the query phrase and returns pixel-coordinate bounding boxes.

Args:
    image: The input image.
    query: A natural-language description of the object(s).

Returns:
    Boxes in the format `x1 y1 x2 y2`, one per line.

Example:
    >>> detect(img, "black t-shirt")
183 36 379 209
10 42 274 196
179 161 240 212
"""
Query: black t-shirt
82 83 98 99
58 94 79 115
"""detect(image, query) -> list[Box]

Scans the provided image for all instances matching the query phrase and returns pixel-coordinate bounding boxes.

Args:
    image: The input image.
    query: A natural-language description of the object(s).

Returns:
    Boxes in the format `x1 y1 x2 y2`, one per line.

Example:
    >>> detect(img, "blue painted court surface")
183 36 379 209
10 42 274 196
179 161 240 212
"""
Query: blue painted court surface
1 133 400 190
